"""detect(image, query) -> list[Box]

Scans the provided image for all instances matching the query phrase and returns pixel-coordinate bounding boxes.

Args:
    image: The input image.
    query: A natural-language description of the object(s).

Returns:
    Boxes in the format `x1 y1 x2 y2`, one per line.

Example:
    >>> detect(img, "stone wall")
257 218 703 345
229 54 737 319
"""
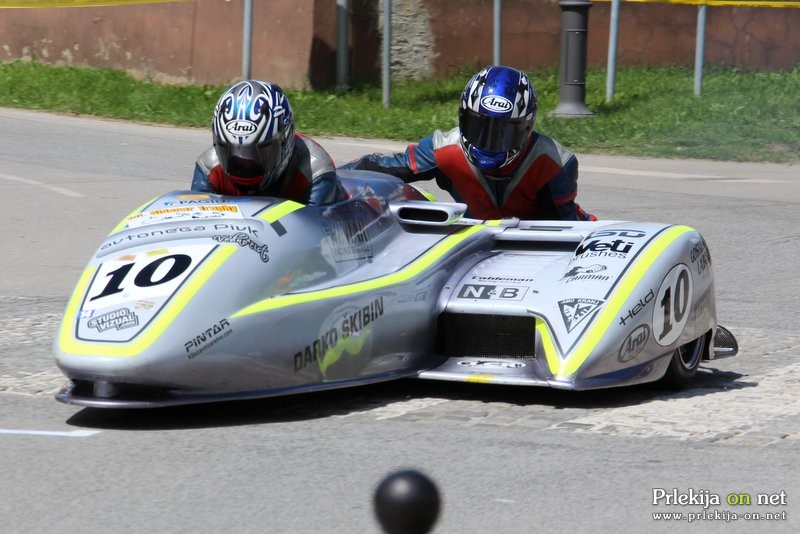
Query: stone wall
0 0 797 89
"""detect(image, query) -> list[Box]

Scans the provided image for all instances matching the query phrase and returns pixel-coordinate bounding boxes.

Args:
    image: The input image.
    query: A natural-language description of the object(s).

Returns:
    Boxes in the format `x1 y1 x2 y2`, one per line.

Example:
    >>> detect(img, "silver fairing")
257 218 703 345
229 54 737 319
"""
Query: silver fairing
53 171 731 407
423 222 717 389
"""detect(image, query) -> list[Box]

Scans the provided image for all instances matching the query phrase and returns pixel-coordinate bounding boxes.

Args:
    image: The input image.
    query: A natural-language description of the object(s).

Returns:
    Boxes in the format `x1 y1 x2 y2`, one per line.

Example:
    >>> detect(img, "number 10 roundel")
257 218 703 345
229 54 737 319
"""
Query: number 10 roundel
76 245 216 343
653 263 693 347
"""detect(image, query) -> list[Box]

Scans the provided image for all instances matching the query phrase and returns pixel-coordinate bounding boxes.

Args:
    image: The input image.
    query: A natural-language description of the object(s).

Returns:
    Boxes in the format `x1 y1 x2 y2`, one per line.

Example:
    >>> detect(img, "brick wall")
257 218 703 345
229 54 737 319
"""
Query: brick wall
0 0 796 88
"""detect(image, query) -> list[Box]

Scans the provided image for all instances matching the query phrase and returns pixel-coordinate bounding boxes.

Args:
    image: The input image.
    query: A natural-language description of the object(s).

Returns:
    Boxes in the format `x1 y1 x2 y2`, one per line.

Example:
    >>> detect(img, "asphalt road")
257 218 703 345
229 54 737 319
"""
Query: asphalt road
1 108 798 534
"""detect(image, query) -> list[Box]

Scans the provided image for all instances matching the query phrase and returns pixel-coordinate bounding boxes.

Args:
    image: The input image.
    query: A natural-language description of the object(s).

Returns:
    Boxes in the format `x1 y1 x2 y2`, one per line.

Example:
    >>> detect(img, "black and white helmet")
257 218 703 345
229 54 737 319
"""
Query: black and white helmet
212 80 295 191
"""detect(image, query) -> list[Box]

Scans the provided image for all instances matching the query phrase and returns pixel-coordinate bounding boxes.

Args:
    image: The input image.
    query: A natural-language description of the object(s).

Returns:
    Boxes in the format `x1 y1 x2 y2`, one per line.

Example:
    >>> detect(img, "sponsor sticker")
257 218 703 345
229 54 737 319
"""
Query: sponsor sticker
560 263 610 284
294 297 385 373
457 284 528 300
470 275 535 284
559 298 603 333
619 288 655 326
480 95 513 113
573 238 634 261
589 228 647 239
212 232 269 262
87 308 139 332
690 238 712 277
457 360 526 369
185 318 233 359
618 324 650 362
321 210 374 262
127 205 242 228
225 120 257 136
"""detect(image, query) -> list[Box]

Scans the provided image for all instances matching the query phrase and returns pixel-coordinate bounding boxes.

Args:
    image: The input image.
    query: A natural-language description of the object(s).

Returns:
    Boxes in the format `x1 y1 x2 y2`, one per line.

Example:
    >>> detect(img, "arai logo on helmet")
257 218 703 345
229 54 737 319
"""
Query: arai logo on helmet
225 120 258 135
480 95 513 113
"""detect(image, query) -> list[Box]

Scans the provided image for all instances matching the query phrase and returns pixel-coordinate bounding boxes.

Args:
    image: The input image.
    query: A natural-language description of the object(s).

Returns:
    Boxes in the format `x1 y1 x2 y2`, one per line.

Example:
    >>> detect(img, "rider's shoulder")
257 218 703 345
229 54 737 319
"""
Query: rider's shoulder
431 127 461 149
195 146 219 174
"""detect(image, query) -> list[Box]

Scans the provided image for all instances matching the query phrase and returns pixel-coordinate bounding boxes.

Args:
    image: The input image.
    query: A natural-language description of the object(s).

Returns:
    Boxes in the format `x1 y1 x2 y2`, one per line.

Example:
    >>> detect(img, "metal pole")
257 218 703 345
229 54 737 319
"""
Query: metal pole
605 0 621 102
553 0 594 117
242 0 253 80
493 0 502 65
694 5 707 97
336 0 349 90
383 0 391 107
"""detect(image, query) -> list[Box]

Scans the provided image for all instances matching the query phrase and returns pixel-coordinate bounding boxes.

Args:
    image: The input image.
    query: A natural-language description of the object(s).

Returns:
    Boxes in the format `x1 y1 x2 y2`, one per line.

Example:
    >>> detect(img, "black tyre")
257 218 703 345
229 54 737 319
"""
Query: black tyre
660 332 709 390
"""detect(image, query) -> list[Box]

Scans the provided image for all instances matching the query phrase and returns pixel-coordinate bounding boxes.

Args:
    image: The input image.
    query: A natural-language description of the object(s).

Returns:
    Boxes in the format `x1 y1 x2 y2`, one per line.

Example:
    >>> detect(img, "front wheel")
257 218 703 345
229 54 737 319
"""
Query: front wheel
660 332 709 390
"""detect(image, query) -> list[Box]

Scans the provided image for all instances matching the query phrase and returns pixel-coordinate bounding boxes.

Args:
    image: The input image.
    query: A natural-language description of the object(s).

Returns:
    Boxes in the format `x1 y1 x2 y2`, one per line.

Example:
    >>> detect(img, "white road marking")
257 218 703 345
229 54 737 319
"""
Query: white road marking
323 137 407 149
713 178 788 183
0 429 100 437
582 166 789 183
0 172 84 197
581 166 722 179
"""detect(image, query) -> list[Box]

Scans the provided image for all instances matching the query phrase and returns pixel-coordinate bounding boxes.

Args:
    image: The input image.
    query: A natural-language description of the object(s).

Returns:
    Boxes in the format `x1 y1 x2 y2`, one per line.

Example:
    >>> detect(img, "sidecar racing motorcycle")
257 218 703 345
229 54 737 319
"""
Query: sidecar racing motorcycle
53 170 737 407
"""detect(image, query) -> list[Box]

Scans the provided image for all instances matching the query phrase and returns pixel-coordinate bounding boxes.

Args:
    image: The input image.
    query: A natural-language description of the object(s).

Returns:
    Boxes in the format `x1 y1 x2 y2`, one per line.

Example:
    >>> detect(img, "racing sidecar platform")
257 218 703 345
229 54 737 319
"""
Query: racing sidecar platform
53 171 737 407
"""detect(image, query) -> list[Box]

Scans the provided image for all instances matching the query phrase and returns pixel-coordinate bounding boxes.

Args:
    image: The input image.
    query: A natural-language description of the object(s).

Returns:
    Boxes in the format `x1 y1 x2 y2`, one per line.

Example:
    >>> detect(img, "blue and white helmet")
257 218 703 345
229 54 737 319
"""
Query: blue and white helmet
459 66 537 171
212 80 295 191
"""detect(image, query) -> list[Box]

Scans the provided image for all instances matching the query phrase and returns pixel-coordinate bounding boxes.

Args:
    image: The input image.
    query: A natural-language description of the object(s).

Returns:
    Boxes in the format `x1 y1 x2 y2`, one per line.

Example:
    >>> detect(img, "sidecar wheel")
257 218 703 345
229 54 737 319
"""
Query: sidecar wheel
660 332 708 390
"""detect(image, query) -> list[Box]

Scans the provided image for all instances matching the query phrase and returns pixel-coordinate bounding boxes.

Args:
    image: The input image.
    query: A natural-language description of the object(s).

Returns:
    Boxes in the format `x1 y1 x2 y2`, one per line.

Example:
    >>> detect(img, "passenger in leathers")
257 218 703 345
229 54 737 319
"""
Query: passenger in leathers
339 66 596 221
192 80 339 204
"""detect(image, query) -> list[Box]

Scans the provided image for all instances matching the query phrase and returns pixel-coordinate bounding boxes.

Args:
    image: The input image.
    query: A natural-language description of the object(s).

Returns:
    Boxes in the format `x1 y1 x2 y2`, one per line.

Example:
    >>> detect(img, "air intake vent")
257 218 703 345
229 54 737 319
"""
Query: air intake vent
437 313 536 358
396 206 449 222
389 201 467 225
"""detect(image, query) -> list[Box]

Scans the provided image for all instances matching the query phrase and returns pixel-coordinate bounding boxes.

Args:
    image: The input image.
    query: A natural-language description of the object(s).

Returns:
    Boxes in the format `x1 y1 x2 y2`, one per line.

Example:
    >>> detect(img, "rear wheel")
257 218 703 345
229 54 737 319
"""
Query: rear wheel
660 333 709 390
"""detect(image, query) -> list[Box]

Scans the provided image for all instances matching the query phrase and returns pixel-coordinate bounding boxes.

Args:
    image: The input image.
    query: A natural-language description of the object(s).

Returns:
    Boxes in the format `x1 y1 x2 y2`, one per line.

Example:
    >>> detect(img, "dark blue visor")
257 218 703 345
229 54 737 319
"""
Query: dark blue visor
459 109 531 152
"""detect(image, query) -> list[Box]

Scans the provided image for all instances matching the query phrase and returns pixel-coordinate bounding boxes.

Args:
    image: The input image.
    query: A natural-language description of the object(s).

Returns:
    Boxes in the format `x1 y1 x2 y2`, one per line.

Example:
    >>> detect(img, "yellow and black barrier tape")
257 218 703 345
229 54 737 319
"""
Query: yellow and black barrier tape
594 0 800 8
0 0 190 8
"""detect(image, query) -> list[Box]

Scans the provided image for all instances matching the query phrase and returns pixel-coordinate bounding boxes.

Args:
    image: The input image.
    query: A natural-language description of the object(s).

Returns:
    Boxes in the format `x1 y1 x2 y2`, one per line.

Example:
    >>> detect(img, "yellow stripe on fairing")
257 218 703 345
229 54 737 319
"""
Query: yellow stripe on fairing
465 374 495 384
57 266 97 352
110 197 158 234
58 245 237 357
258 200 304 222
555 225 694 378
233 225 485 317
536 321 561 375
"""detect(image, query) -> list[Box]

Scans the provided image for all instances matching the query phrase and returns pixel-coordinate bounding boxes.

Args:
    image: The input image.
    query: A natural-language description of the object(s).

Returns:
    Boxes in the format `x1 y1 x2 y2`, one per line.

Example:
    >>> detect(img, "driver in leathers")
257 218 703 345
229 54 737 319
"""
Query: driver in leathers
339 66 596 221
192 80 339 204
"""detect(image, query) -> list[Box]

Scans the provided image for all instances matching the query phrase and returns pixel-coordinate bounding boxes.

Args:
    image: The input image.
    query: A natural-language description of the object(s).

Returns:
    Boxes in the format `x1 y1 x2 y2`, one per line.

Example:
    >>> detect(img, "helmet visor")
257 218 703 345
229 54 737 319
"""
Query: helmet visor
227 155 264 179
224 140 285 188
254 140 285 183
460 109 531 152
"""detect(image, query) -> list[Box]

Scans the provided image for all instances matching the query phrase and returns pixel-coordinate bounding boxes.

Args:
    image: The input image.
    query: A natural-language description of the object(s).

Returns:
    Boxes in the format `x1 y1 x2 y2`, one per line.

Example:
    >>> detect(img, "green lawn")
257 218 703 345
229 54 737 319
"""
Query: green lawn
1 61 797 163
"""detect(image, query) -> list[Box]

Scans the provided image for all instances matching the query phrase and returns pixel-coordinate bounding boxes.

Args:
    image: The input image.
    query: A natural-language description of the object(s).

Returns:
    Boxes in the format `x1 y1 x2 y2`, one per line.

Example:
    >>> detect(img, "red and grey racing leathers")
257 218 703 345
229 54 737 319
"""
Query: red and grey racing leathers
340 127 595 221
191 134 340 205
